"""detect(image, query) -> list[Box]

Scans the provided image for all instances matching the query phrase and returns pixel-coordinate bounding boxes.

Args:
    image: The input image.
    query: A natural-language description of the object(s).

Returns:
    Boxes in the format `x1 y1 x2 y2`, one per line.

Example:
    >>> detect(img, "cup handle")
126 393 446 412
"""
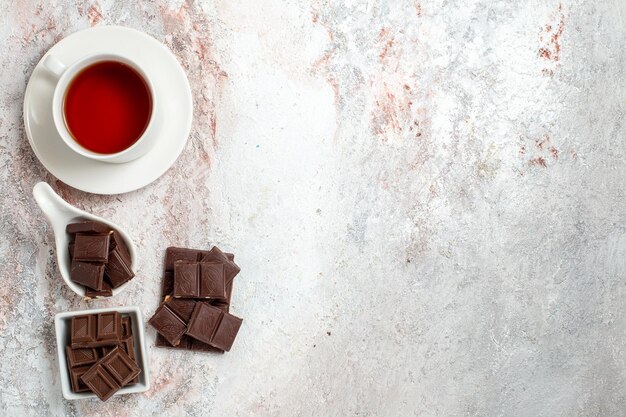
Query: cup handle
43 55 66 79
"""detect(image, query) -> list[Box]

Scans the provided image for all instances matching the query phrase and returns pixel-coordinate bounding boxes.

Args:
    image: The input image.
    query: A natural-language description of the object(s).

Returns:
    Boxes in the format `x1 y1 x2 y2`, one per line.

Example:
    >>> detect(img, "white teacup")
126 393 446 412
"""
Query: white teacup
43 53 158 164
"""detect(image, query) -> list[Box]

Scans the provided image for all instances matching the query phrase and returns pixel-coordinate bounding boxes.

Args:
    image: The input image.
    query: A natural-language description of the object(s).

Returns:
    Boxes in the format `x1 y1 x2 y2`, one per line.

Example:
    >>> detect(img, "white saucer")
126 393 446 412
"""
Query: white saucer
23 26 193 195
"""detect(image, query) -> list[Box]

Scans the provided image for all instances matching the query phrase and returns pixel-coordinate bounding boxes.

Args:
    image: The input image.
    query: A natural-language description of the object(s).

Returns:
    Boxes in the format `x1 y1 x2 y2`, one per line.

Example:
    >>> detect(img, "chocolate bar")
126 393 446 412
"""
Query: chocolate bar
81 346 141 401
186 303 242 351
71 312 121 348
154 248 238 352
73 233 110 262
173 261 226 299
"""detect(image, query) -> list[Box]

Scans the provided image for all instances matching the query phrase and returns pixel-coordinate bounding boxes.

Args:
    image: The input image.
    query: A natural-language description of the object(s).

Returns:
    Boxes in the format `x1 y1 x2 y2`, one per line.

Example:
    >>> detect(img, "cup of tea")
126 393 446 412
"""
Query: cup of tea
43 53 157 164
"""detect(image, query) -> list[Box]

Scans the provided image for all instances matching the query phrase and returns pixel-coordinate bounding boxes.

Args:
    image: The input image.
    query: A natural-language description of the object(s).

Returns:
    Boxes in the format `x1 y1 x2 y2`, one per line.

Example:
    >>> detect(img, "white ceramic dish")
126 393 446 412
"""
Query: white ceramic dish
33 181 137 297
23 25 193 194
55 306 150 400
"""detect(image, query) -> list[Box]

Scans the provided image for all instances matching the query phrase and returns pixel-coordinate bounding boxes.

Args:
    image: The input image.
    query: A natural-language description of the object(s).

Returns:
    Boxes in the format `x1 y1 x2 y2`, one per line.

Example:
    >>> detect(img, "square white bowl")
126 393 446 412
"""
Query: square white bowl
54 306 150 400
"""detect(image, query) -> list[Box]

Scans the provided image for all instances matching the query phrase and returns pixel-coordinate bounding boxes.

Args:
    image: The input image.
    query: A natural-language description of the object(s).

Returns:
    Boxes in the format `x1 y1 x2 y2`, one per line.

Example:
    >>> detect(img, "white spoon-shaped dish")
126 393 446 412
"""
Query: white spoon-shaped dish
33 181 137 297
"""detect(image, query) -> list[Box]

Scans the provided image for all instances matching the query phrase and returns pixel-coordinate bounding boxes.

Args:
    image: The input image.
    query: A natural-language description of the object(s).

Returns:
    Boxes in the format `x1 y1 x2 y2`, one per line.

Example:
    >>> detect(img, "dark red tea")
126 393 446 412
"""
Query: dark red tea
63 61 152 154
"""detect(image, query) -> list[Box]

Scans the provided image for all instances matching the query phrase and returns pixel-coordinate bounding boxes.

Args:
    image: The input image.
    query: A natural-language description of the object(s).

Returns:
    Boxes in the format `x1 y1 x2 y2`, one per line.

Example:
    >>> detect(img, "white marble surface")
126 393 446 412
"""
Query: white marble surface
0 0 625 416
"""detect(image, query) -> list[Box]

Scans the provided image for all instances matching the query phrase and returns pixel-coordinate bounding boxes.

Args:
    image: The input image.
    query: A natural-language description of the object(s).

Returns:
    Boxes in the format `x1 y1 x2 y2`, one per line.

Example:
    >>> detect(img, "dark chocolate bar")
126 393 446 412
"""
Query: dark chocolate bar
185 303 242 351
154 248 239 352
173 262 226 299
71 312 122 348
73 234 110 263
66 221 111 235
81 346 140 401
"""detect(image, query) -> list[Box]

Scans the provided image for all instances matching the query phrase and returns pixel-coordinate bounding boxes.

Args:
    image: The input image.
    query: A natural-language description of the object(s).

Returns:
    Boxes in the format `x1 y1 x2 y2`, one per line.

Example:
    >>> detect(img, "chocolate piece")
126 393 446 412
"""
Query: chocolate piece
105 247 134 288
66 346 99 368
211 279 234 312
185 303 223 344
69 365 93 393
109 231 130 260
100 346 140 386
148 302 187 346
85 281 112 298
71 315 96 346
71 312 122 348
166 297 197 322
100 345 116 357
211 312 243 351
161 271 174 298
73 234 110 262
120 336 135 359
70 260 105 291
199 247 240 284
69 242 75 259
121 316 132 338
81 366 119 401
173 262 226 299
97 312 122 344
66 221 111 235
186 303 242 351
80 346 141 401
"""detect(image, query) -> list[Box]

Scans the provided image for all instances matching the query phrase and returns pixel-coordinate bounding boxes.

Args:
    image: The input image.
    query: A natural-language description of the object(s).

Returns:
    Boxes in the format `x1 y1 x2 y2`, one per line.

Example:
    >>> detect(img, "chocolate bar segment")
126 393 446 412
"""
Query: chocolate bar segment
109 231 130 260
173 262 226 299
66 346 99 368
148 302 187 346
85 281 112 298
121 316 132 338
185 303 223 345
70 260 104 291
81 365 120 401
80 346 140 401
211 312 243 351
71 312 121 348
97 312 122 344
105 247 134 288
185 303 242 351
69 365 93 393
198 247 240 284
66 221 111 235
71 315 96 346
101 346 141 386
73 234 110 263
166 297 197 322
